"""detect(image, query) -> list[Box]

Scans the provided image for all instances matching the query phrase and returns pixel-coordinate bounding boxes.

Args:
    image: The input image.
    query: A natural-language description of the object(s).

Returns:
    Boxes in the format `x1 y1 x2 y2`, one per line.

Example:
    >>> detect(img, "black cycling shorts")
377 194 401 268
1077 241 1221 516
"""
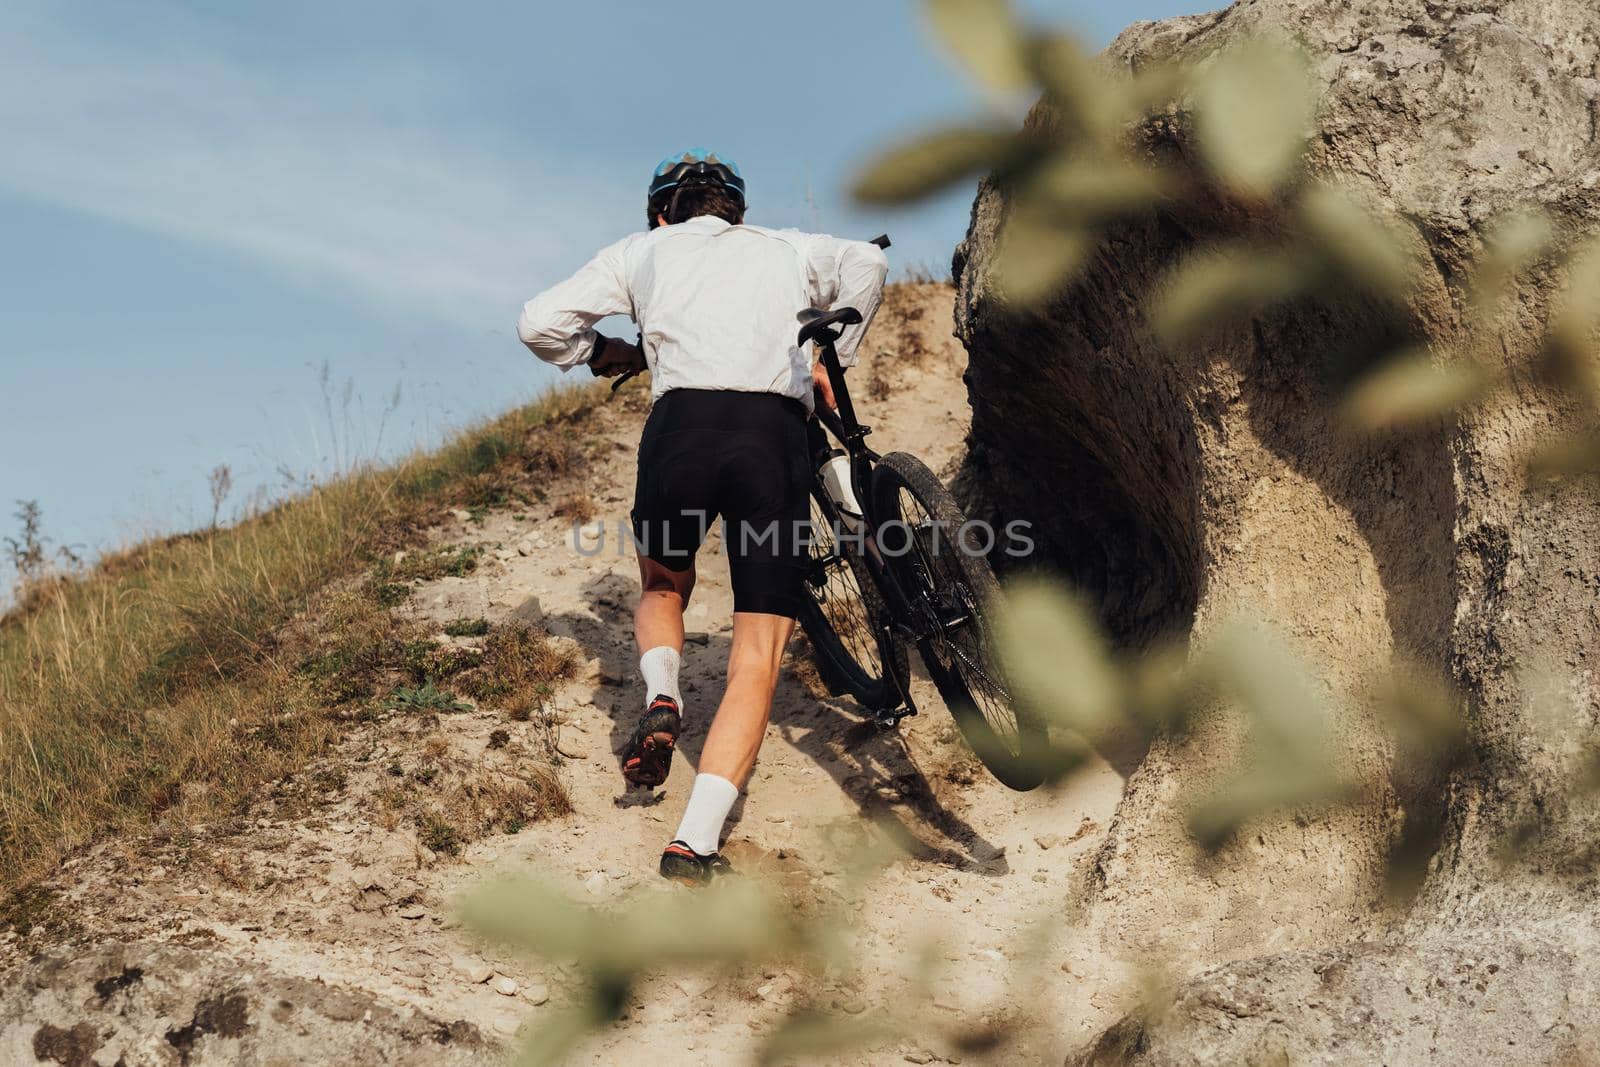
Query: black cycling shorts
631 388 810 618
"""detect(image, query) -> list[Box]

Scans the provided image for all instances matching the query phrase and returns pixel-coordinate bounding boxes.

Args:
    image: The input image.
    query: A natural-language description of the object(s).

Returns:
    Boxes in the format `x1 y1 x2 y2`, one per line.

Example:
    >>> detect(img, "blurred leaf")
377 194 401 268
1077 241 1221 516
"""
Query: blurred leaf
1204 620 1331 763
1028 32 1102 133
462 875 805 976
1547 236 1600 401
1298 183 1413 294
1030 153 1172 222
603 878 799 969
1518 659 1586 764
853 126 1022 205
1529 430 1600 478
511 1003 612 1067
1118 61 1191 118
1152 244 1310 344
1342 348 1494 429
1470 210 1553 316
995 580 1123 741
1374 662 1466 755
1193 38 1315 198
925 0 1029 94
1374 663 1467 901
459 876 604 960
1125 640 1201 732
757 1009 896 1065
993 202 1093 305
1188 619 1346 848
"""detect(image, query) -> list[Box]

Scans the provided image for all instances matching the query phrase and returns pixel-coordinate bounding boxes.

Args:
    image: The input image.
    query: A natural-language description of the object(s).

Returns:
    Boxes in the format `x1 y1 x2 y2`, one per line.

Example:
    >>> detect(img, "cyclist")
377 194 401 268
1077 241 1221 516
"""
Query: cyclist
516 148 888 885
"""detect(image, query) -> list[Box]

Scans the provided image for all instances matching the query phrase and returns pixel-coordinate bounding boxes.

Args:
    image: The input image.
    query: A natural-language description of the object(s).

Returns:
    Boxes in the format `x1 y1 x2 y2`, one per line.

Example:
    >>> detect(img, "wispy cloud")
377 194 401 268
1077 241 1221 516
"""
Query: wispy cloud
0 3 633 328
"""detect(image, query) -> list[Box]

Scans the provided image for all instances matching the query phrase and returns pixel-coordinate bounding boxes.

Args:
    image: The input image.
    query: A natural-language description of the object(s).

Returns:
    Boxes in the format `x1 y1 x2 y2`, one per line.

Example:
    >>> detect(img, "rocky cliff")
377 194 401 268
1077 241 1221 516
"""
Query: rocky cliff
954 0 1600 1060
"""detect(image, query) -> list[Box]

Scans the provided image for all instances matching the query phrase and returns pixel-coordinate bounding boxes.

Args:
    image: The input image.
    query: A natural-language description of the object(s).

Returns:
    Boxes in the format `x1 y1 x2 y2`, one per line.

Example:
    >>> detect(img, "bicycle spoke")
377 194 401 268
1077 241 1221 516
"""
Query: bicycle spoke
895 487 1022 754
807 497 881 679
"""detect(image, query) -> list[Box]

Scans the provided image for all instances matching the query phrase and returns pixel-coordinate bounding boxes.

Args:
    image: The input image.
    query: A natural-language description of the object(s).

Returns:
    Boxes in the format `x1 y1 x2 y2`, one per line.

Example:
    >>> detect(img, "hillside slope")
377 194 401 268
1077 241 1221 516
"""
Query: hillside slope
1 284 1132 1065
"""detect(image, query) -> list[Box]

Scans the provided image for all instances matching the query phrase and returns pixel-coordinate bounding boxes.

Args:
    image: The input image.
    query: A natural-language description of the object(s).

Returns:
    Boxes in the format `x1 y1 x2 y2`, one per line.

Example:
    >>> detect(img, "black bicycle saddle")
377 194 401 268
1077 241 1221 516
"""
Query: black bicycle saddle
797 306 864 348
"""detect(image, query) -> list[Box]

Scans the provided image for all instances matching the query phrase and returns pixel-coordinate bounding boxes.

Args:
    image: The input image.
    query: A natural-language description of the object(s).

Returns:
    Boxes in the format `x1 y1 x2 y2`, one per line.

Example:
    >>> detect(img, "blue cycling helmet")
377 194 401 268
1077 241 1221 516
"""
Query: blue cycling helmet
648 147 746 228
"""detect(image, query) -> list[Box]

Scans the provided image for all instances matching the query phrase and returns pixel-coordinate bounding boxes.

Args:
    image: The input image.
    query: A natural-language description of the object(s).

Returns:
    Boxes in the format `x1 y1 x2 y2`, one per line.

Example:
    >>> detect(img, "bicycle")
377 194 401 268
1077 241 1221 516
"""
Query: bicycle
794 244 1046 790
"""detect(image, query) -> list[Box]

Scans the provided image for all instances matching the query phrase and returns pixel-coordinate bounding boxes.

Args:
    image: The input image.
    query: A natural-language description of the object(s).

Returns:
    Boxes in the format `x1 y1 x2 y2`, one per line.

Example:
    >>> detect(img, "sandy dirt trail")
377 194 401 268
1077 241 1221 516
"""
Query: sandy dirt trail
7 286 1128 1064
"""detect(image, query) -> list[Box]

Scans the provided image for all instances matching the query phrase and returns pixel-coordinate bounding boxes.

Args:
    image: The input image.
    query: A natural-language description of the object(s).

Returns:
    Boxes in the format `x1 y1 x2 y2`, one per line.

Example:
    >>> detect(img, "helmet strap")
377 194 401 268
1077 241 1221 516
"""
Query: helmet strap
666 185 687 226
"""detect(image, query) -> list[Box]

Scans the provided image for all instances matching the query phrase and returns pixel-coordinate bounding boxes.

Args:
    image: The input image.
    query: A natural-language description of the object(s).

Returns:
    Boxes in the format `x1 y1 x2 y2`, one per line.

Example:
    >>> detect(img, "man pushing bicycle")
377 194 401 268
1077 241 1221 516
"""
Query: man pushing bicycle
517 148 888 884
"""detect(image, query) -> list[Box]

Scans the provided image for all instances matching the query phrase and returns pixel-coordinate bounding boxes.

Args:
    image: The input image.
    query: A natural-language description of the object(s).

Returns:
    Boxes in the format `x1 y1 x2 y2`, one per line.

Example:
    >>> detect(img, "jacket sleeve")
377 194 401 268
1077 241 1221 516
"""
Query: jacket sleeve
516 237 635 371
803 234 889 368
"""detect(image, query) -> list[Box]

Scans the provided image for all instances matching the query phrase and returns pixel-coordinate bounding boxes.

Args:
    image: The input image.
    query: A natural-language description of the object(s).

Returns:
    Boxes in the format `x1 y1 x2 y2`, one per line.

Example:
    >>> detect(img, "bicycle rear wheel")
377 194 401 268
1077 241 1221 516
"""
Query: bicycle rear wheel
795 483 904 709
870 451 1045 790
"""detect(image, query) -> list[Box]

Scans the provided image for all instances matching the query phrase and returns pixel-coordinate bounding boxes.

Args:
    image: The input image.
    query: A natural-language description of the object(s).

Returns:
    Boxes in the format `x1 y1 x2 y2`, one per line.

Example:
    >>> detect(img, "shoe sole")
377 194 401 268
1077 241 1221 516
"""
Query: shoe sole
661 872 705 888
622 730 676 788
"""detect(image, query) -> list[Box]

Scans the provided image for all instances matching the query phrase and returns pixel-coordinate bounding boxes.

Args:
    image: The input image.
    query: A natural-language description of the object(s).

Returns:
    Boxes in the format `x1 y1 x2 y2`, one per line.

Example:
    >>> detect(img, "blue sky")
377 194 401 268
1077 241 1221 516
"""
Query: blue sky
0 0 1204 580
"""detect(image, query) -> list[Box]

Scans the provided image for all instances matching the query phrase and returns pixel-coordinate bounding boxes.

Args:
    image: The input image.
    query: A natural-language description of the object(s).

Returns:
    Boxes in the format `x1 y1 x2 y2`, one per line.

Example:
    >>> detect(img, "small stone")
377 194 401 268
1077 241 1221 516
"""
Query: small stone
523 982 550 1006
516 540 536 557
455 959 494 984
397 905 426 919
904 1051 936 1064
492 976 519 996
1033 833 1065 850
451 509 472 522
582 872 607 895
1067 817 1099 843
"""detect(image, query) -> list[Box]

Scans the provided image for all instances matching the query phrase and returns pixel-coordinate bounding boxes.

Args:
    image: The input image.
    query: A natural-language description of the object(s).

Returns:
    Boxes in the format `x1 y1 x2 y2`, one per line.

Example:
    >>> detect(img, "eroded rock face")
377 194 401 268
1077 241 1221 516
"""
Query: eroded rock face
0 941 490 1066
954 0 1600 1056
1069 930 1600 1065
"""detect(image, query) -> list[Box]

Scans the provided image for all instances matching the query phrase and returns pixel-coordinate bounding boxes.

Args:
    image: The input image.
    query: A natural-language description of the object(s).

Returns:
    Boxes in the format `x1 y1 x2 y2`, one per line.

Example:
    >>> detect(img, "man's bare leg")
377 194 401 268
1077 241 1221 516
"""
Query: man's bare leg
698 611 795 788
622 556 695 788
635 555 693 655
668 610 793 868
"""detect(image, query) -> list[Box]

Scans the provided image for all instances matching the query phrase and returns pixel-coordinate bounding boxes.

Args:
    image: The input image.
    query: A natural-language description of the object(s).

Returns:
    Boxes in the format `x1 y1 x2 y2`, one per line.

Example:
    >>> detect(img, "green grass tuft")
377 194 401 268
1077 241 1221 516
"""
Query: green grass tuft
444 617 491 638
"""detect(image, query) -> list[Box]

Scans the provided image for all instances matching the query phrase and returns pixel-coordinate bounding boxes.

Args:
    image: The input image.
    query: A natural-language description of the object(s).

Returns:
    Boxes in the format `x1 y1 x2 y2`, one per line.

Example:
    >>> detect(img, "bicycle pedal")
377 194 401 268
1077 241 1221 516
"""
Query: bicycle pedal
870 706 915 729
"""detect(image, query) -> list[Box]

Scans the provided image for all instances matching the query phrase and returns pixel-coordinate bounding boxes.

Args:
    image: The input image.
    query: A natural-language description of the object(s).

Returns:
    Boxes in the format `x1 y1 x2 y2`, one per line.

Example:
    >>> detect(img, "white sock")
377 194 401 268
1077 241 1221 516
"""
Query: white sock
639 646 682 709
674 773 739 855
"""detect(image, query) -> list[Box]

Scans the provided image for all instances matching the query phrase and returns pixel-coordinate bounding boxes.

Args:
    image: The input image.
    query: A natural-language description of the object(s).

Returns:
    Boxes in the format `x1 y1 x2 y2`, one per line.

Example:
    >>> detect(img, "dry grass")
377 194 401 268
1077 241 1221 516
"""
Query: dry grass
379 728 572 859
460 620 580 720
0 382 609 888
553 492 597 525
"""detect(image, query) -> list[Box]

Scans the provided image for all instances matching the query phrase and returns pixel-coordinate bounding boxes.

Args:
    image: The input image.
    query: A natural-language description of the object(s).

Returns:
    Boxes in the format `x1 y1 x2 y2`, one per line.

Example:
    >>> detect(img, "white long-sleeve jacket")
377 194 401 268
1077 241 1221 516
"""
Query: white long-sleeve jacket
516 215 889 411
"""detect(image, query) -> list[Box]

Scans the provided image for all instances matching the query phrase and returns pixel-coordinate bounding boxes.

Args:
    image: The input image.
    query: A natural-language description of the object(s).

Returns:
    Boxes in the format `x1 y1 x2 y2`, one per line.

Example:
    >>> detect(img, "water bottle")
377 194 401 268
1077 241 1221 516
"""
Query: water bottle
819 449 864 532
